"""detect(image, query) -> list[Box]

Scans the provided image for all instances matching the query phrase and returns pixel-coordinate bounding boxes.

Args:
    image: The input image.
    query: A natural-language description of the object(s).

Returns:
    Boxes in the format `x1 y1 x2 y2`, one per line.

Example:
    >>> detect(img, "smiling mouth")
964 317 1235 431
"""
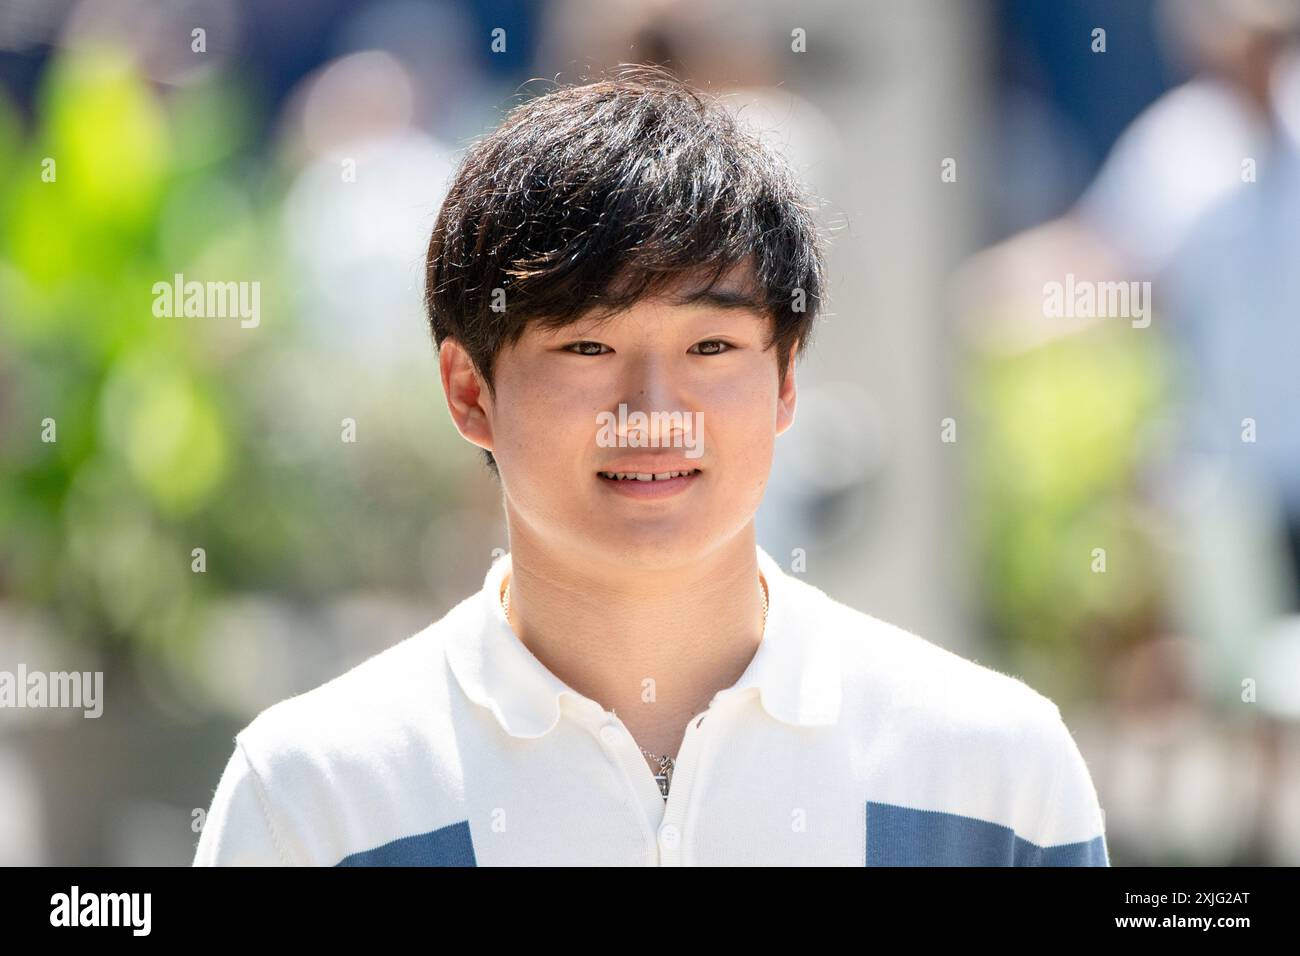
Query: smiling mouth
597 469 703 482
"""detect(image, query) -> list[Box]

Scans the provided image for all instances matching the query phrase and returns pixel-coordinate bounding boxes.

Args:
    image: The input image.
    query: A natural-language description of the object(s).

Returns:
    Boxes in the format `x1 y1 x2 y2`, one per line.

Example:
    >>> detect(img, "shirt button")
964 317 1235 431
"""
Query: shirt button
659 824 681 848
599 725 622 746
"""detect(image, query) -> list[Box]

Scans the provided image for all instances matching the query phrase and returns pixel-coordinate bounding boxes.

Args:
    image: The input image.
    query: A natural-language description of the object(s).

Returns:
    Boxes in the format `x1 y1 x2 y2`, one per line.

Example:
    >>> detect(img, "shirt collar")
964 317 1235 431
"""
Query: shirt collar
444 544 843 739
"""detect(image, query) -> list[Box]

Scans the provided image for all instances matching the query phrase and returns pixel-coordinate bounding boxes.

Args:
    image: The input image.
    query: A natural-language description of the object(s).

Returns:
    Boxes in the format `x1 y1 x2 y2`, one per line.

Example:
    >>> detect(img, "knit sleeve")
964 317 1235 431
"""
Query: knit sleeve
1020 707 1109 866
192 738 294 866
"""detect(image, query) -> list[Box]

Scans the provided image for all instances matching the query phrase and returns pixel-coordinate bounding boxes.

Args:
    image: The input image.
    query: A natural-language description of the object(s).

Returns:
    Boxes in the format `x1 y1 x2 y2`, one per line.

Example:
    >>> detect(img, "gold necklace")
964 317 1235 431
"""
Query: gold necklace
499 570 769 799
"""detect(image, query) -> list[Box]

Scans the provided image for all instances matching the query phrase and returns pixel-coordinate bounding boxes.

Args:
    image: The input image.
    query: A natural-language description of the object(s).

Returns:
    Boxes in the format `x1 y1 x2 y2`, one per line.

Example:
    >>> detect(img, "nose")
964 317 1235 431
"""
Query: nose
616 355 692 447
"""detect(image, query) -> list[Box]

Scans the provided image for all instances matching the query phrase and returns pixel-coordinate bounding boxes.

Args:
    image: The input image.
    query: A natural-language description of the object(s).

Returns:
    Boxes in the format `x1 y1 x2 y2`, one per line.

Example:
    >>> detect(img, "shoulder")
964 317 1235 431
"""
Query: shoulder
233 590 477 778
786 574 1072 790
787 578 1105 853
787 573 1063 732
196 590 484 865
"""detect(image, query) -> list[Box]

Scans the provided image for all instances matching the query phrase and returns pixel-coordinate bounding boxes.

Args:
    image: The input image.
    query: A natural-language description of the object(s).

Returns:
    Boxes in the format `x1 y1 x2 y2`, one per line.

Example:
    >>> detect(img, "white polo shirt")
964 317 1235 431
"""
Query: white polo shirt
193 545 1109 866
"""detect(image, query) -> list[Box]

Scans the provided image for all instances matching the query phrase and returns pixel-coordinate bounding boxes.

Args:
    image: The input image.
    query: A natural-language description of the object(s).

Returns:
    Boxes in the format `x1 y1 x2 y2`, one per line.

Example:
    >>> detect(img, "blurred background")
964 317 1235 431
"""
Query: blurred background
2 0 1299 865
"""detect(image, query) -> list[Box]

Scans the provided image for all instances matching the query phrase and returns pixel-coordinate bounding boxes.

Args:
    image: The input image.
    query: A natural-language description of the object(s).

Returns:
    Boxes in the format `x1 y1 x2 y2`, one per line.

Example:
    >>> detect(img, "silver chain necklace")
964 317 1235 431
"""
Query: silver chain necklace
500 570 769 799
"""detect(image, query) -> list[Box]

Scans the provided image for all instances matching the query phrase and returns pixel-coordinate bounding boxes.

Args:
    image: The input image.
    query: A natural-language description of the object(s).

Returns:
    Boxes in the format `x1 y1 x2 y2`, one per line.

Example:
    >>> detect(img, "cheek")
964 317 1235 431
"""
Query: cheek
497 365 604 466
702 377 777 455
715 384 780 501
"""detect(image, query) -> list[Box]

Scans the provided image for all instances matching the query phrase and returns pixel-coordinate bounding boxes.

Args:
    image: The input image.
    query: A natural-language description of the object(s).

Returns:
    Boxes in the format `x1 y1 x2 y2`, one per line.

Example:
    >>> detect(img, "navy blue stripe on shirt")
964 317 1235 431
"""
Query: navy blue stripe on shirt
866 801 1105 866
335 820 477 866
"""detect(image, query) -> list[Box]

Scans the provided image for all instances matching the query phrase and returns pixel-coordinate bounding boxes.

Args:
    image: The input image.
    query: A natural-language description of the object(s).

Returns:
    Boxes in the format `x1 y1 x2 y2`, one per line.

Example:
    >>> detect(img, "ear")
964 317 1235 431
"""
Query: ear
439 338 495 455
775 341 798 436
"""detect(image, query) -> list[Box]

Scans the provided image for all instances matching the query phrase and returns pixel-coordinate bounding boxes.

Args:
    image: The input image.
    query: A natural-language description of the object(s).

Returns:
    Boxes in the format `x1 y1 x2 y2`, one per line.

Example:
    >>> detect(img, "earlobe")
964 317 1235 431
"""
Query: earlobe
775 389 796 435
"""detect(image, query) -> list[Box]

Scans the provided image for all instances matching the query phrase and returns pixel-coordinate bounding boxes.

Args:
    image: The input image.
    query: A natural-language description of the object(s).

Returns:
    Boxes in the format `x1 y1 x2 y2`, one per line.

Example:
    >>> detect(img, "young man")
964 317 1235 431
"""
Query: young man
194 65 1109 866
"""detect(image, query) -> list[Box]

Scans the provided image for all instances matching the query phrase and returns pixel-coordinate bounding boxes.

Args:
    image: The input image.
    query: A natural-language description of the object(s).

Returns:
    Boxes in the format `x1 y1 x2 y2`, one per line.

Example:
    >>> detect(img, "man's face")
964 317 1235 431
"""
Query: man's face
446 261 798 570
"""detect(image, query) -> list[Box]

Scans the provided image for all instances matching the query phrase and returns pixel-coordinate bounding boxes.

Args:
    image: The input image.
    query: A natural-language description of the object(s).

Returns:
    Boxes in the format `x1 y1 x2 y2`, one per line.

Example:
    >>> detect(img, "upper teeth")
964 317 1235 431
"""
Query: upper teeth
600 471 697 481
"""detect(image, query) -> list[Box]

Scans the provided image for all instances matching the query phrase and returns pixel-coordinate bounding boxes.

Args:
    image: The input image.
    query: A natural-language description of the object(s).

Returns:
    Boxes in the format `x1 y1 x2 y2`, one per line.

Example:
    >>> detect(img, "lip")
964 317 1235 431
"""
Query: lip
596 466 703 499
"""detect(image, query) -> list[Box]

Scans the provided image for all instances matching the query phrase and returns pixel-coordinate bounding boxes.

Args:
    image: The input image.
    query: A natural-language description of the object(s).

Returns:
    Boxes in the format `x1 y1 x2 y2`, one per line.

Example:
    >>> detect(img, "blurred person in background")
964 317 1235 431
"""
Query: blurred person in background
955 0 1300 864
1066 0 1300 614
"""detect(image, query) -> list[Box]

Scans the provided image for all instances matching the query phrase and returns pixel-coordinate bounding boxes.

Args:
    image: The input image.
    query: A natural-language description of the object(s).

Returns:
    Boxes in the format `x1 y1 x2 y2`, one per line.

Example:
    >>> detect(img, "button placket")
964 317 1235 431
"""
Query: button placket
593 700 722 865
654 706 717 866
593 713 670 856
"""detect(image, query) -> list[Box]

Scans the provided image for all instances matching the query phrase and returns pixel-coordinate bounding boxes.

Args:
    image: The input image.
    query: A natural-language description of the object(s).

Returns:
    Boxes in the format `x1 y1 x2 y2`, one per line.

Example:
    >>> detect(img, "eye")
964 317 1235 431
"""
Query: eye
562 341 611 356
690 340 735 355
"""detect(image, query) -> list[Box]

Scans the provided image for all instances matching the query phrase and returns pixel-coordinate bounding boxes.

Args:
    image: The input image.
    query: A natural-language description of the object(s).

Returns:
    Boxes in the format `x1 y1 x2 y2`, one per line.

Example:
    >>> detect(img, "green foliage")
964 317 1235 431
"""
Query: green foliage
0 49 452 670
963 321 1168 699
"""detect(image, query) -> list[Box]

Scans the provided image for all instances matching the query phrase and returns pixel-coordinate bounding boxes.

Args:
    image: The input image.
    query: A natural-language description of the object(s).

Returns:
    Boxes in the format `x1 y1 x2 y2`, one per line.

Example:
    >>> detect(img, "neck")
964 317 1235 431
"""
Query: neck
500 521 767 759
